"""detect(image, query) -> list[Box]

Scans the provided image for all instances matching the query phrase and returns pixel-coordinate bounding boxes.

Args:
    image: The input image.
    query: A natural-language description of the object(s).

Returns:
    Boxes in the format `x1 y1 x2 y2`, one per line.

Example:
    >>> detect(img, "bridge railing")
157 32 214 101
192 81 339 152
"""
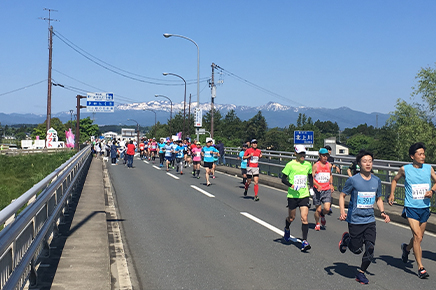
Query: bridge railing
224 147 436 212
0 145 91 290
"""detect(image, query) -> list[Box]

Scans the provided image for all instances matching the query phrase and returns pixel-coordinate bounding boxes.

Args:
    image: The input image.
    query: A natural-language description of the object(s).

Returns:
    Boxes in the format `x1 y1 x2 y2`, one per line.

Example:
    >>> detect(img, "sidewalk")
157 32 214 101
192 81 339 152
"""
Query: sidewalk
215 165 436 234
33 158 110 290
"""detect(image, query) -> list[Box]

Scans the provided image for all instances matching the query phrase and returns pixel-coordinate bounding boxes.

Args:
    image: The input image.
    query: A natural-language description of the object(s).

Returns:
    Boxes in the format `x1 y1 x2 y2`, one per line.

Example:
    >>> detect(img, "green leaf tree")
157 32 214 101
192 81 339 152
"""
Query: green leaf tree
412 63 436 113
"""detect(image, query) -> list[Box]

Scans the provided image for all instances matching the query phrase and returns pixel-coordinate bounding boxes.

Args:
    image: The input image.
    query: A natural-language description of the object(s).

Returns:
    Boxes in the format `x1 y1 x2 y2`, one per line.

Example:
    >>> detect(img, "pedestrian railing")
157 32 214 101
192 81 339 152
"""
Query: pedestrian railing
0 145 91 290
224 147 436 212
0 148 72 156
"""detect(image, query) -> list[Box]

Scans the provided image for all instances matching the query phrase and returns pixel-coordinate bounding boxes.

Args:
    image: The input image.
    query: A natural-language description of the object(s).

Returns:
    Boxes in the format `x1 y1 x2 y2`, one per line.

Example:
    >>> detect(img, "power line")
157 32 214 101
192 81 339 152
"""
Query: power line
0 80 47 97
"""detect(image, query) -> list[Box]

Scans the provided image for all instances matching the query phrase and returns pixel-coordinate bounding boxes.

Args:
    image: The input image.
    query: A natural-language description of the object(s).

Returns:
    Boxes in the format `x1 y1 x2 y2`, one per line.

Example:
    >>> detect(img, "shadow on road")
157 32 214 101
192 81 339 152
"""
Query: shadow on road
324 262 373 278
423 250 436 262
373 255 415 276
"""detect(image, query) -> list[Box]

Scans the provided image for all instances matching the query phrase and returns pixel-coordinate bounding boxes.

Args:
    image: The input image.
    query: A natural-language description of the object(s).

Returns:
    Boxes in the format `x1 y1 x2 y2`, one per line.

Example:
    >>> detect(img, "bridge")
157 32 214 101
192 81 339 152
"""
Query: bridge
1 147 435 289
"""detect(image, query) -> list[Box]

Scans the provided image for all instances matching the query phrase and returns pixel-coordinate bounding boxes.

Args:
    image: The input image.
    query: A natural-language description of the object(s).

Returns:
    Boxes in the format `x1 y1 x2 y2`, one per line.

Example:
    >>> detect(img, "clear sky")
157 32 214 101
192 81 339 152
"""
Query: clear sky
1 0 435 115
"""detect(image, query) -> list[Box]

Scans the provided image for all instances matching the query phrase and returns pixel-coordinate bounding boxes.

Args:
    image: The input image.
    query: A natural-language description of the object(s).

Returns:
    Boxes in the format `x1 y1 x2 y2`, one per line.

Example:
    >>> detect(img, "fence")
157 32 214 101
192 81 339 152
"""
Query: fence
0 148 72 157
224 147 436 212
0 145 91 290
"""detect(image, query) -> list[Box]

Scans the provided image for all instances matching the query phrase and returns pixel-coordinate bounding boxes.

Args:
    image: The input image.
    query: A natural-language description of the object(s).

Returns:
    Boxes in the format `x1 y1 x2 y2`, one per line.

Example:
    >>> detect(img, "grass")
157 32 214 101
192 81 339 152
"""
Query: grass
0 151 76 211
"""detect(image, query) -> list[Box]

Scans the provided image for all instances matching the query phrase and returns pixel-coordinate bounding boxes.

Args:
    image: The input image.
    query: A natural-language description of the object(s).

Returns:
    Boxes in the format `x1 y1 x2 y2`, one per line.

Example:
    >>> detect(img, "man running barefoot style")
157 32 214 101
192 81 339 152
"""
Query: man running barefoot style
338 150 390 285
312 148 334 231
282 145 313 251
243 139 262 201
389 142 436 279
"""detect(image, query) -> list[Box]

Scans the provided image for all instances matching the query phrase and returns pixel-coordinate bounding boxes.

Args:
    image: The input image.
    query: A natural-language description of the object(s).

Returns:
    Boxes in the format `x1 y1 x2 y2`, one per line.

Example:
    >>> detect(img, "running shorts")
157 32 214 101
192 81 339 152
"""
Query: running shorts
287 197 310 210
203 162 214 169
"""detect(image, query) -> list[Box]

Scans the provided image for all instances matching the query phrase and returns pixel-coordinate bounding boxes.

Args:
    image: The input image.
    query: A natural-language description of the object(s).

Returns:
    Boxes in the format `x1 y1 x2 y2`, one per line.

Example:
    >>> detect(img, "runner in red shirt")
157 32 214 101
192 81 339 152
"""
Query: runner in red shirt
243 139 262 201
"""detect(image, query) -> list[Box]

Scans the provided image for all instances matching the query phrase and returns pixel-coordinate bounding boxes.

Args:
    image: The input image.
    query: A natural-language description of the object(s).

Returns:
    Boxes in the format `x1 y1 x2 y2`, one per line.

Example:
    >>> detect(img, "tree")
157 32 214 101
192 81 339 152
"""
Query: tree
346 134 375 155
78 117 99 143
243 111 267 145
412 63 436 113
31 118 66 141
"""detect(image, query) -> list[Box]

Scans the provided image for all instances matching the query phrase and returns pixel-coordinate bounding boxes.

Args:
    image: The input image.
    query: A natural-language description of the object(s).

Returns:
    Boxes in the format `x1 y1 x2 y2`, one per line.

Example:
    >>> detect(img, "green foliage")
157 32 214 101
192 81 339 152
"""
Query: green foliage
412 63 436 113
79 117 99 143
345 134 375 155
31 118 66 141
244 111 267 143
0 151 75 210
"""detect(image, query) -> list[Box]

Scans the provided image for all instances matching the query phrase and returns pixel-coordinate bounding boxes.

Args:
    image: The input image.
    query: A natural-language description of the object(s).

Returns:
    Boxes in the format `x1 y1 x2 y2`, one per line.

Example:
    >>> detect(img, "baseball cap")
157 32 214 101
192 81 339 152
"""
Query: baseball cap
251 139 257 143
294 145 306 154
242 144 248 148
324 145 332 150
319 148 329 154
196 141 201 145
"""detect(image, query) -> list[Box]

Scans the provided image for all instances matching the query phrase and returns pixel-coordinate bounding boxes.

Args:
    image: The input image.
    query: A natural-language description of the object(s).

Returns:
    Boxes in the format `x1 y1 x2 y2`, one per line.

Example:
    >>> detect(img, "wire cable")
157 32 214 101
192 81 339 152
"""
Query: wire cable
0 80 47 97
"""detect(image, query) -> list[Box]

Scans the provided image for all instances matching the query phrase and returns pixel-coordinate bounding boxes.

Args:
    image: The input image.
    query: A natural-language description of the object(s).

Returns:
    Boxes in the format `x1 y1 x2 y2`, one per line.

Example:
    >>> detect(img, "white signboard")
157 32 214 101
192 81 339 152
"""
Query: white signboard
194 108 202 127
87 92 114 113
46 127 58 148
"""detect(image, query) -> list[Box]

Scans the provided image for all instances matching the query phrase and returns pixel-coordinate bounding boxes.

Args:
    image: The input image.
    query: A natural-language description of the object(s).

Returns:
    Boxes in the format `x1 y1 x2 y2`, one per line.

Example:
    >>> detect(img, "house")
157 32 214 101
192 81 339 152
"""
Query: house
324 137 349 156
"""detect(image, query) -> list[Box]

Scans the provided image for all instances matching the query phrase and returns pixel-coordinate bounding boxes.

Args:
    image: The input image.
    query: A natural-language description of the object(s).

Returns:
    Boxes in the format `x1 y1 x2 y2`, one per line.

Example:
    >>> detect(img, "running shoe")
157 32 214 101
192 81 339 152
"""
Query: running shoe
197 176 200 179
207 182 211 186
159 164 163 167
192 171 195 176
321 216 326 226
339 232 350 253
254 196 259 201
212 175 216 179
243 189 247 196
176 166 179 172
418 267 429 279
180 172 183 175
283 228 292 242
401 243 409 263
355 271 369 284
301 240 311 251
315 224 321 231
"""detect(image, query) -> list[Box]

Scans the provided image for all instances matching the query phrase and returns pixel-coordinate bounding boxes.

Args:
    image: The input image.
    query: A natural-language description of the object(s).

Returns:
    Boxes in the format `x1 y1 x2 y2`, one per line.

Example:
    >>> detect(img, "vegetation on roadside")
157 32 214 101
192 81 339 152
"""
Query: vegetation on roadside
0 151 76 211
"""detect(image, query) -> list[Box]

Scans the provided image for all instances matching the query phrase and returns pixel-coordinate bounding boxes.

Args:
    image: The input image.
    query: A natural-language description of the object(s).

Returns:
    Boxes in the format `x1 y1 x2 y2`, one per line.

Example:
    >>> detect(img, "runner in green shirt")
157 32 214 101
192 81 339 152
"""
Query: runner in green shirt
282 145 313 251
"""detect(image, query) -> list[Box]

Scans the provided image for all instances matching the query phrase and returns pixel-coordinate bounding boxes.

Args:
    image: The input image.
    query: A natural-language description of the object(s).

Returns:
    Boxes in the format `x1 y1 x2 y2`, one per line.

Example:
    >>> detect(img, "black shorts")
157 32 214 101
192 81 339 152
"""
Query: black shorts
176 158 183 163
287 197 310 210
348 222 376 251
241 168 247 175
203 162 214 169
193 161 201 165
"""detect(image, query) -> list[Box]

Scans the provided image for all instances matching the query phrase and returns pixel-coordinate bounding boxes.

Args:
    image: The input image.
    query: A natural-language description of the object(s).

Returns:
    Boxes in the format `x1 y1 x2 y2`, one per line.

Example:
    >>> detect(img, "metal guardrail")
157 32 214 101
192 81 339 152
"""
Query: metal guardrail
0 148 72 156
224 147 436 211
0 145 92 290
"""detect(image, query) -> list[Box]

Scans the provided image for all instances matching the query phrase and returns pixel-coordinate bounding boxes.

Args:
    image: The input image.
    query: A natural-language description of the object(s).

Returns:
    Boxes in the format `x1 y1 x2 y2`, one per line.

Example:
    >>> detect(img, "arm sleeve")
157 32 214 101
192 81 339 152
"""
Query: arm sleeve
282 174 293 187
308 174 313 187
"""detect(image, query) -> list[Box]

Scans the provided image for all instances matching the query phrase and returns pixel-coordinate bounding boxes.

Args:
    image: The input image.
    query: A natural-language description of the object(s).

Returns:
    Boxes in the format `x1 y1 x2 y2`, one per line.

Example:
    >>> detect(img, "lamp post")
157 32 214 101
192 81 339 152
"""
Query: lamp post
143 109 157 136
163 72 186 139
163 33 200 141
127 119 140 143
69 110 74 130
155 94 172 135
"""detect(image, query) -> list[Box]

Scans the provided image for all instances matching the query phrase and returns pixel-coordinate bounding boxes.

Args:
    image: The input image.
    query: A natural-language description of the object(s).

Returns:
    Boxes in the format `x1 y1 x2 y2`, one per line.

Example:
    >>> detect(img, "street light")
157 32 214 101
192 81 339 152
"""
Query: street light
143 109 157 136
163 72 186 139
155 94 172 135
163 33 200 141
127 119 140 142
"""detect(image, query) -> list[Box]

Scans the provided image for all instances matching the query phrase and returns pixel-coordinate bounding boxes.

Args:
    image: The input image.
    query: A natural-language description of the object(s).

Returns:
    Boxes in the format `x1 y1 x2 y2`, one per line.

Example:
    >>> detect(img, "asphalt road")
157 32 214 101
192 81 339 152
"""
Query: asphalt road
108 157 436 290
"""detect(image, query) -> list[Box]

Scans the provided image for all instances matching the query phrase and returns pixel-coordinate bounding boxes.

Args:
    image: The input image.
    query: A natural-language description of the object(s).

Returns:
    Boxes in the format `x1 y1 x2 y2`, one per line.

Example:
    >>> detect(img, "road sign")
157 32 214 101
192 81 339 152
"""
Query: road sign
294 131 314 148
194 108 202 127
197 128 206 134
87 92 114 113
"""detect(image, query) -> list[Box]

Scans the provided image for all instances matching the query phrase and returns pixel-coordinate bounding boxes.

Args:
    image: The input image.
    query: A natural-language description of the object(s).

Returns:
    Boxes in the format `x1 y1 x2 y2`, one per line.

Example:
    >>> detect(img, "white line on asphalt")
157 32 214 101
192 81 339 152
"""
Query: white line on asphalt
167 172 180 179
153 165 161 170
240 212 302 243
190 185 215 198
143 160 149 164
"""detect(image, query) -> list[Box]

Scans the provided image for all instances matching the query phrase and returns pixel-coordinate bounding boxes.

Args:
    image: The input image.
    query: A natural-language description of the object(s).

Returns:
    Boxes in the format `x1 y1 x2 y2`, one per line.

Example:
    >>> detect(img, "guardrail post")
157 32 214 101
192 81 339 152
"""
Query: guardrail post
29 258 37 288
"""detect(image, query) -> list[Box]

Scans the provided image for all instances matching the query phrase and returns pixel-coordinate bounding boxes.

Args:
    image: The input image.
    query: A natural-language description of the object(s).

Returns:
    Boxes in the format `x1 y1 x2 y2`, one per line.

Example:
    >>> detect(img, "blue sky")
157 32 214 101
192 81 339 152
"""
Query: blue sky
1 0 435 115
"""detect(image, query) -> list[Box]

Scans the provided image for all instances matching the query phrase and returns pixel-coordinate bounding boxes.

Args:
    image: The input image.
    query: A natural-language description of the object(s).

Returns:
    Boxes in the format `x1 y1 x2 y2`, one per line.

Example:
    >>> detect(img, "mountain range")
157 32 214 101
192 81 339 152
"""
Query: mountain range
0 101 390 130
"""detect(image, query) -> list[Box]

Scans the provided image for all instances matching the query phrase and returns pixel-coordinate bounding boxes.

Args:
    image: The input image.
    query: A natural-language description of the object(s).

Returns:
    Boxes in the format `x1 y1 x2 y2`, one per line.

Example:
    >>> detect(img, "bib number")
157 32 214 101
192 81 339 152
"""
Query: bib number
412 184 429 200
293 175 307 190
315 172 330 183
357 192 375 208
250 156 259 164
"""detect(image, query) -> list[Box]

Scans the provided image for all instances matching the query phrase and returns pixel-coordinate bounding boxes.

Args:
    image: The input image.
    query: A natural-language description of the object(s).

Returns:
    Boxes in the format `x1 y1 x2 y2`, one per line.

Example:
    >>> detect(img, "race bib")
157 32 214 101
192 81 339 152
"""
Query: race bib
196 152 201 157
152 145 156 149
412 184 429 200
357 192 375 208
293 175 307 190
315 172 330 183
250 156 259 163
205 151 211 157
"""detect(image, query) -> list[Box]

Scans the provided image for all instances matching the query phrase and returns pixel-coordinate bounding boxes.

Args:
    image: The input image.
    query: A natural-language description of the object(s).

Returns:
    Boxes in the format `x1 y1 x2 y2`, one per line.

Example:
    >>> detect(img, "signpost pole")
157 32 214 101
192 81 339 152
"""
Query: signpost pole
76 95 86 150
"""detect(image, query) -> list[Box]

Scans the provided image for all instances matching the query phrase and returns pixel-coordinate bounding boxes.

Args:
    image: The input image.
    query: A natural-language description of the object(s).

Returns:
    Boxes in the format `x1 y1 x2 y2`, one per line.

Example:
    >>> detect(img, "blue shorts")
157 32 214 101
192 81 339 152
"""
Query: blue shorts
165 156 173 162
402 207 430 223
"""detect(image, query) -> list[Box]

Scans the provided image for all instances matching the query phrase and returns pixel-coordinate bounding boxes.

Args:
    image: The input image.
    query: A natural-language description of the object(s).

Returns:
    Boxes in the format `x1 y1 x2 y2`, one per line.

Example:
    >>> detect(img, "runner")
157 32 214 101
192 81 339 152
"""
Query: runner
164 140 173 172
201 139 219 186
175 140 185 174
243 139 262 201
312 148 334 231
191 142 202 178
139 139 145 160
211 141 219 179
281 145 313 251
149 138 158 162
183 138 191 168
158 138 166 167
238 144 248 185
324 145 340 174
171 139 178 169
338 150 390 284
190 139 197 168
389 142 436 279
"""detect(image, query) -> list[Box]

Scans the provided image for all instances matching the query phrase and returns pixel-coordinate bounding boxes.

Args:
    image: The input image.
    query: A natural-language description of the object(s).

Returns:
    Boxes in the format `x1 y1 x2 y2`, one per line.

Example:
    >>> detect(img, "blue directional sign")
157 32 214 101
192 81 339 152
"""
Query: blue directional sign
87 92 114 113
294 131 314 148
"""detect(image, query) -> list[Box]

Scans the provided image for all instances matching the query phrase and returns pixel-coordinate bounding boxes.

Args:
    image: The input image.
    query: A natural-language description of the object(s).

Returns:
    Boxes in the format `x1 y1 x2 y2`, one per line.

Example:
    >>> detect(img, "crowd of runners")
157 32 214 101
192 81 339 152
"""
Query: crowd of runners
99 136 435 284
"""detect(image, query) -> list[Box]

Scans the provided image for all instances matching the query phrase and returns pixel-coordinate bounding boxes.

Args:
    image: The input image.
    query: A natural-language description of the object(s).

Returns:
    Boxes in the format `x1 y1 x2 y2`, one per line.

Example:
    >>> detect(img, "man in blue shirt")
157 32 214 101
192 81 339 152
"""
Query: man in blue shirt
389 142 436 279
201 139 219 186
174 140 185 174
164 140 173 172
338 150 390 285
238 144 248 185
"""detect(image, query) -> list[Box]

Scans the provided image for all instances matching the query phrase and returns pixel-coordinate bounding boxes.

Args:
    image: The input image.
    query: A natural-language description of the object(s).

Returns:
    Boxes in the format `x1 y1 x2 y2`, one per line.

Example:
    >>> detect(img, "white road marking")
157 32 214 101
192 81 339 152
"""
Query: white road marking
167 172 180 180
143 160 149 164
191 185 215 198
240 212 302 243
153 165 161 170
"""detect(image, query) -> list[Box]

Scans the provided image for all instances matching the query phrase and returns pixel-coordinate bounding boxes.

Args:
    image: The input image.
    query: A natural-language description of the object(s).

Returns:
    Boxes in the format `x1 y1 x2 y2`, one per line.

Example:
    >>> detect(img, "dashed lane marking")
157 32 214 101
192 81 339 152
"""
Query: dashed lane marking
153 165 161 170
190 185 215 198
167 172 180 180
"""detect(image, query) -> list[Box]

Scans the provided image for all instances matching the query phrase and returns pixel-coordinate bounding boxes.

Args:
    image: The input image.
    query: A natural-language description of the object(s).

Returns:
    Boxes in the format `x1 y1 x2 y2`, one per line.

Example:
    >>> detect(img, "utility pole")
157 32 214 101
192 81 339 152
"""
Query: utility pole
188 94 192 139
210 63 216 138
69 110 74 129
40 8 58 133
76 95 86 150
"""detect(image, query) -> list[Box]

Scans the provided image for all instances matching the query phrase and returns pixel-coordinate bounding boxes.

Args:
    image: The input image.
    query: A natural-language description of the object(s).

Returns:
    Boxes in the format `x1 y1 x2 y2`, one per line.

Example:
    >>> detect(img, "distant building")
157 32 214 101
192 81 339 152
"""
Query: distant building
324 137 349 156
121 128 136 140
103 131 118 139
